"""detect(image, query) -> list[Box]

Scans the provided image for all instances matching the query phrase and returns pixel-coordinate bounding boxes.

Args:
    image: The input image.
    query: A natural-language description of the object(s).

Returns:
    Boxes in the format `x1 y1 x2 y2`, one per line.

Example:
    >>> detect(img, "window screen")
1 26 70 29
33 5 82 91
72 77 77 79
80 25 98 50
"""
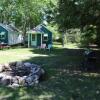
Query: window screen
0 32 5 39
43 34 48 41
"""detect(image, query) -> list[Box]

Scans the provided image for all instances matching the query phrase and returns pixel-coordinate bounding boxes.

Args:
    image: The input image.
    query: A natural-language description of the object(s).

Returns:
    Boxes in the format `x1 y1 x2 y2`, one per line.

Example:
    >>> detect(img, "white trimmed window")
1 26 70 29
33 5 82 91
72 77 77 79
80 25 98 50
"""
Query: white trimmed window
0 32 5 39
43 34 48 41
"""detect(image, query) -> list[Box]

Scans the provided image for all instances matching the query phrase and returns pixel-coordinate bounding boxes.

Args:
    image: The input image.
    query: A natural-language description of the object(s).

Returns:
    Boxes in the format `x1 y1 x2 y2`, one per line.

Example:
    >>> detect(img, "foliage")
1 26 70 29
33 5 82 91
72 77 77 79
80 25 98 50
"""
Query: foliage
66 28 81 43
0 0 55 30
81 25 97 46
57 0 100 46
56 0 80 30
0 0 57 45
47 24 61 41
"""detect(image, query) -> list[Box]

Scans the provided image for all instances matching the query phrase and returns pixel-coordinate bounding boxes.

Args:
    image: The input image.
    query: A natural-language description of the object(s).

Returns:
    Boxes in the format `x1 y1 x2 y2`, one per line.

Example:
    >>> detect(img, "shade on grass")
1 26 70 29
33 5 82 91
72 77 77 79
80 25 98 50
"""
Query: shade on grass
0 43 100 100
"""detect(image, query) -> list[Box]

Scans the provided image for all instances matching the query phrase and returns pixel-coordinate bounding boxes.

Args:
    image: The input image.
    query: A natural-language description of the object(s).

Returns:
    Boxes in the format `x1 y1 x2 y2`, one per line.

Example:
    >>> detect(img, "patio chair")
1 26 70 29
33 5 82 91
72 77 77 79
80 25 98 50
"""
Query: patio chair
40 44 46 50
46 44 52 52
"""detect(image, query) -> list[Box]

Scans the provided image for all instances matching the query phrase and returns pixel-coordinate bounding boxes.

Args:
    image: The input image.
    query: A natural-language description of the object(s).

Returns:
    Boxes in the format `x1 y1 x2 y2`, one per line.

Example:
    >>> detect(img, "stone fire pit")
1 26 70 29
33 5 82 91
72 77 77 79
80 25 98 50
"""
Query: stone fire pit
0 62 45 88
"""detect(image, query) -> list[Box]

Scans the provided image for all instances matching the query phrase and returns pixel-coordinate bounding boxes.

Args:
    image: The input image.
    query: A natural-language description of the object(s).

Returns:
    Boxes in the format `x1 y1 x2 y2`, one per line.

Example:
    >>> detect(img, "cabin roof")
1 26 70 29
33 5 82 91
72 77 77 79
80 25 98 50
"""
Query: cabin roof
27 24 52 34
0 23 19 33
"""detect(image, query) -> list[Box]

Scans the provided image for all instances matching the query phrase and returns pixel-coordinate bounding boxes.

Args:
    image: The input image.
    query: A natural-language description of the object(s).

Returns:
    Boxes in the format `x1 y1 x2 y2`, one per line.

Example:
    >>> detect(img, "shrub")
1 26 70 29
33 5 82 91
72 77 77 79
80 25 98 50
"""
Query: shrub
66 28 81 43
81 25 97 46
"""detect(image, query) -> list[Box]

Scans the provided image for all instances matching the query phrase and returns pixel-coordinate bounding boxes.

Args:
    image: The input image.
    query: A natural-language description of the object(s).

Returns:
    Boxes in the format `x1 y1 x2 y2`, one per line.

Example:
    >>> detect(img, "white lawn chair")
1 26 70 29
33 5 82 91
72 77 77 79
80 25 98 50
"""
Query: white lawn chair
40 44 46 50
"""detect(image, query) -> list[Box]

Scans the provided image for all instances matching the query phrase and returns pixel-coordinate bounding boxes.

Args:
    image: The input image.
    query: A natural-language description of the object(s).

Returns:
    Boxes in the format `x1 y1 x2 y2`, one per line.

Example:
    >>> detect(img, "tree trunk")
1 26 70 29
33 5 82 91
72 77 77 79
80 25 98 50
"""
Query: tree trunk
62 32 65 47
22 20 27 47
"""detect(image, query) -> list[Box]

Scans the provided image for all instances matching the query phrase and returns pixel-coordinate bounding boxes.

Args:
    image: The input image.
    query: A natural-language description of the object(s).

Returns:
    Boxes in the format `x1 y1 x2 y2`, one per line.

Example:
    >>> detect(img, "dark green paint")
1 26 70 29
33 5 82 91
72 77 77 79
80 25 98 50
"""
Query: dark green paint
37 34 41 46
0 26 8 43
39 26 52 47
29 25 52 47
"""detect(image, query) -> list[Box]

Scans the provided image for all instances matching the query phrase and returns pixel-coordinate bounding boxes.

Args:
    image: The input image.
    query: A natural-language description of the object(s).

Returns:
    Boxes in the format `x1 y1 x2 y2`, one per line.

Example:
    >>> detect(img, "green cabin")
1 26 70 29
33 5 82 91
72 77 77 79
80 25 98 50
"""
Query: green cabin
0 23 23 45
27 25 52 48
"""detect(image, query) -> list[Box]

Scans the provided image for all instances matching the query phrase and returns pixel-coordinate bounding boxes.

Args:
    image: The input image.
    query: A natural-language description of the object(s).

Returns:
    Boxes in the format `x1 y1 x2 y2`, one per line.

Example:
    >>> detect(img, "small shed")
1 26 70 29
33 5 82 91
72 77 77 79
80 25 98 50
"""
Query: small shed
0 23 23 45
27 25 52 48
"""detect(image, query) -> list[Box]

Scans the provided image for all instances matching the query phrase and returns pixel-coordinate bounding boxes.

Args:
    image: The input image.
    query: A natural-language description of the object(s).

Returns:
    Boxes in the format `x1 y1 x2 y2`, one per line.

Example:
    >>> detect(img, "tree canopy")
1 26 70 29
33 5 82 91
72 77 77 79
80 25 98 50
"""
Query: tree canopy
0 0 56 44
0 0 100 46
0 0 54 29
57 0 100 46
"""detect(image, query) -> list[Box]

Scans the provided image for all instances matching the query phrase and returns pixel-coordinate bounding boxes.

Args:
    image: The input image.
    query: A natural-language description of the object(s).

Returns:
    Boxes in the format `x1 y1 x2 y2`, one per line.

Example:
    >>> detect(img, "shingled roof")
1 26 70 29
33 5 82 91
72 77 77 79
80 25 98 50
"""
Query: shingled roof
0 23 20 33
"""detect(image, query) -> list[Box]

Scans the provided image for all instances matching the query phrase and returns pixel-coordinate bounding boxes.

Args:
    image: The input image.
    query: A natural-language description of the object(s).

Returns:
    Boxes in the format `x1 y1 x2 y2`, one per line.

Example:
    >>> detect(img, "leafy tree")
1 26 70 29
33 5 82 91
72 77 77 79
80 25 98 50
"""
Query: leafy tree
56 0 80 46
57 0 100 46
0 0 54 44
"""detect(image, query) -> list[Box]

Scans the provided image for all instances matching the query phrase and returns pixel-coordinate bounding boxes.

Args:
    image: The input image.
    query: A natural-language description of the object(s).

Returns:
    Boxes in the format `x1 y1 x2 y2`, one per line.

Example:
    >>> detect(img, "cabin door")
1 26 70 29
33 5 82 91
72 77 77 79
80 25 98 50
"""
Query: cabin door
31 34 37 46
37 34 41 46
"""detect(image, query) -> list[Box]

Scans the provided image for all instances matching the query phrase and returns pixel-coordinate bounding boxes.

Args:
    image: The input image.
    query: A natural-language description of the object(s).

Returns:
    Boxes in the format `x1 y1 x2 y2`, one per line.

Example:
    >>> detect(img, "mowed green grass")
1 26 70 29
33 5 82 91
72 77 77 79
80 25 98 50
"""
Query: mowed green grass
0 47 50 63
0 43 100 100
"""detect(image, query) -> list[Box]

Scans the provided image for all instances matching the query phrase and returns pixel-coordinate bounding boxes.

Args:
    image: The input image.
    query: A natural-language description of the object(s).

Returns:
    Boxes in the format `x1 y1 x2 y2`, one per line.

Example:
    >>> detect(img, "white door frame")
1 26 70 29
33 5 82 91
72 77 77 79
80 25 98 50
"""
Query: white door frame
28 33 30 48
41 33 43 46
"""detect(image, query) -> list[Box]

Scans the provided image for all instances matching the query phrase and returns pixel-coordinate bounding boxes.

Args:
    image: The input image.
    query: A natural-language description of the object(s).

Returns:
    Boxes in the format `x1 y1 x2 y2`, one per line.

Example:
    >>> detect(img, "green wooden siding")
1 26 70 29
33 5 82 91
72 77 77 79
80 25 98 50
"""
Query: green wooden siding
0 26 8 43
37 34 41 46
28 25 52 47
41 26 52 46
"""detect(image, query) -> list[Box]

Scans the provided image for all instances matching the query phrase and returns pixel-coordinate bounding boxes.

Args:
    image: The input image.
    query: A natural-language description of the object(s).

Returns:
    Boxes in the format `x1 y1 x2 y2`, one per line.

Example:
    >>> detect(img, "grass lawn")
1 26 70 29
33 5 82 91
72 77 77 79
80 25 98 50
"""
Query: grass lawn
0 43 100 100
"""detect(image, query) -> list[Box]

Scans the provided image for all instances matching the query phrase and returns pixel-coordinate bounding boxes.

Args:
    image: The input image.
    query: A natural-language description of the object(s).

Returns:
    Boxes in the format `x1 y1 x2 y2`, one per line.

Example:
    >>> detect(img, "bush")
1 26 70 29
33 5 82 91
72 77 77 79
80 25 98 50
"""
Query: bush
66 28 81 43
81 25 97 46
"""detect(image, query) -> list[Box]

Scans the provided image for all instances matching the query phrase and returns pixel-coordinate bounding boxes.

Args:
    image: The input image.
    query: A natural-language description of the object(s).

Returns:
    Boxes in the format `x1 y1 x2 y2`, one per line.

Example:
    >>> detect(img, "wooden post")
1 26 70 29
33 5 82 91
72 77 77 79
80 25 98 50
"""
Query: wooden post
35 34 37 47
41 33 42 46
28 33 30 48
